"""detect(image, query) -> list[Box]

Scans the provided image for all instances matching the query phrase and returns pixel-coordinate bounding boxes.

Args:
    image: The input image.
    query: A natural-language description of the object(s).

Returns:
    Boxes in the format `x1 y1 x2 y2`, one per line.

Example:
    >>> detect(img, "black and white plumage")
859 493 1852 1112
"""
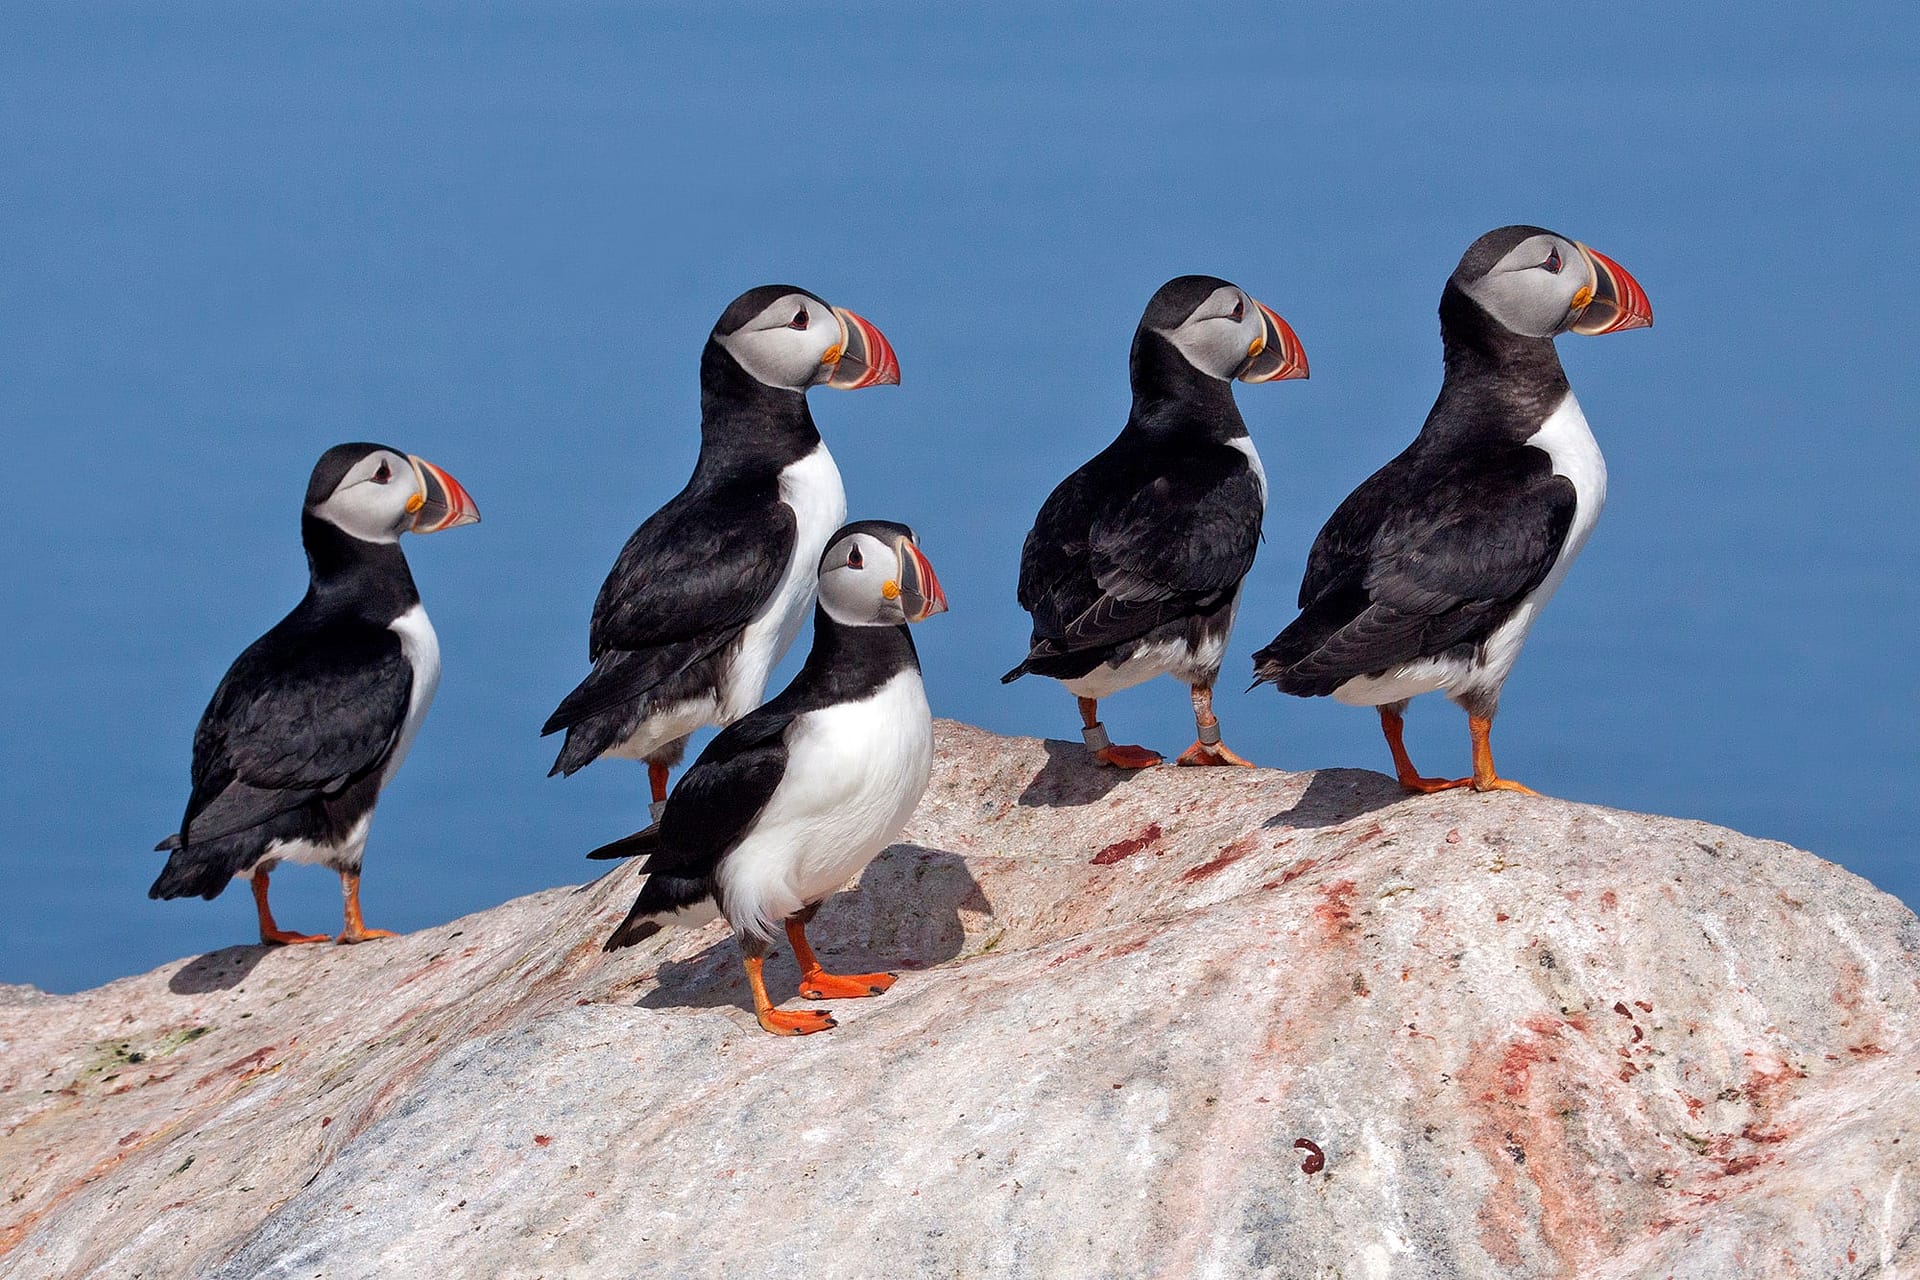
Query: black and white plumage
542 286 899 817
594 521 947 1037
151 443 480 943
1252 225 1652 794
1002 275 1308 769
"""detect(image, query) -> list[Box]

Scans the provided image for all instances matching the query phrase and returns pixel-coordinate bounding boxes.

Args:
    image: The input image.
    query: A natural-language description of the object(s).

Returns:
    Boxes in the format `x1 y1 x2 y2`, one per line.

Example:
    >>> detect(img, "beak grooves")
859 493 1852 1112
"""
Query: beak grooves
1238 301 1310 383
407 456 481 533
896 538 948 622
1570 244 1654 335
827 307 901 389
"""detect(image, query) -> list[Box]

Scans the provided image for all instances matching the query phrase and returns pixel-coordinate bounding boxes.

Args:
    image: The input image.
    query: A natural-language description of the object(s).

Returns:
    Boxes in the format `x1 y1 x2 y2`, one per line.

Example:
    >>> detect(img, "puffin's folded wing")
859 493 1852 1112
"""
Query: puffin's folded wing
639 709 796 878
1039 459 1263 655
587 495 798 661
179 629 413 845
1277 455 1575 688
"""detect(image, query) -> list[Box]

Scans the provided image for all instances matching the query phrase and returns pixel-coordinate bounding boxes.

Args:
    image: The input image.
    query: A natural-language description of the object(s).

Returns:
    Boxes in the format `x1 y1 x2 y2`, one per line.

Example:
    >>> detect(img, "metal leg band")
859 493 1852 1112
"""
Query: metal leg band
1081 722 1113 753
1196 719 1222 746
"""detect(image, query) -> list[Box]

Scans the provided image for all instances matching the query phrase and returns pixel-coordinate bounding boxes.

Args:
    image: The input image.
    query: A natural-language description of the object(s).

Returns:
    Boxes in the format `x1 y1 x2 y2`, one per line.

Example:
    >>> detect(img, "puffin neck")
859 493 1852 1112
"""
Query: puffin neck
1429 281 1572 441
697 338 823 470
300 511 420 618
1126 328 1245 438
799 605 920 695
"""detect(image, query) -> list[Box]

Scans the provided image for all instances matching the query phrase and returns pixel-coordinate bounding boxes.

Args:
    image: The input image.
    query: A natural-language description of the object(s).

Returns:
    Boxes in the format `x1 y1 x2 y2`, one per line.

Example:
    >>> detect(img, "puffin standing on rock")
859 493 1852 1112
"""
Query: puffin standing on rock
1003 275 1308 769
151 443 480 943
592 522 946 1037
1252 225 1652 794
543 286 898 818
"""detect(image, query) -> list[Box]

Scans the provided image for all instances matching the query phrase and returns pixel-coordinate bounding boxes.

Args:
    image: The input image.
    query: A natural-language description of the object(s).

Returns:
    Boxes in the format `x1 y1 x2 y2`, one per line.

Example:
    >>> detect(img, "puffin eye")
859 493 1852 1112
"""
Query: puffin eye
1542 247 1563 274
1229 298 1245 323
372 461 392 484
847 545 863 569
789 307 810 330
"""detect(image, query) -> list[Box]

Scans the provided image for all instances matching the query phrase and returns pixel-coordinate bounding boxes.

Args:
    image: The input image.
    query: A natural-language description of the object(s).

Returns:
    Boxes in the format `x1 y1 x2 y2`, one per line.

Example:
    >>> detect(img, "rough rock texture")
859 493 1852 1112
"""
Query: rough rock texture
4 721 1918 1279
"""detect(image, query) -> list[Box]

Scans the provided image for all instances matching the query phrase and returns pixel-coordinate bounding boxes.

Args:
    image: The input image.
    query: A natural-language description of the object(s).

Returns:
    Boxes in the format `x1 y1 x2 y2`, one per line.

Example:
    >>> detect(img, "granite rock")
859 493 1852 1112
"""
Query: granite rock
3 722 1917 1278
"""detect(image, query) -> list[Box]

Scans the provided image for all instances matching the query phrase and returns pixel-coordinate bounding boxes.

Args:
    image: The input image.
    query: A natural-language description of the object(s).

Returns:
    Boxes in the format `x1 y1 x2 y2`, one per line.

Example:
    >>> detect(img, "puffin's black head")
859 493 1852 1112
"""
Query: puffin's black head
1452 225 1653 339
305 442 480 545
1135 275 1309 385
818 519 947 627
710 285 900 393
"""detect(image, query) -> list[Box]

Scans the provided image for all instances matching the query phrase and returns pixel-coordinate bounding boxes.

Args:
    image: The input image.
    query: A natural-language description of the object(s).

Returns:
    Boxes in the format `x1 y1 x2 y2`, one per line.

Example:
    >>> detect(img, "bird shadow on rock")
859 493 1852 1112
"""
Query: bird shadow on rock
1016 738 1149 809
636 844 990 1018
168 944 273 995
1262 767 1407 831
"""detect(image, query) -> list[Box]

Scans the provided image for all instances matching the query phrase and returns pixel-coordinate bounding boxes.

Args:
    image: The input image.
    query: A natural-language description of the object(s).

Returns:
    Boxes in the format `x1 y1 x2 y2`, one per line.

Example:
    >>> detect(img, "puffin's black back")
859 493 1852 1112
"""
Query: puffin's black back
151 446 419 899
540 294 831 774
1005 280 1263 682
1253 246 1580 696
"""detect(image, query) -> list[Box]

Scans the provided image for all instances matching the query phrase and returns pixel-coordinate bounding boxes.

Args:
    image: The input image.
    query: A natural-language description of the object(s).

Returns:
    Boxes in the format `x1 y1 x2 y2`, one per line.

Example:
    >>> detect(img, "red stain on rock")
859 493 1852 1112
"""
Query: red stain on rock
1600 890 1618 911
1090 824 1162 866
1460 1019 1605 1269
1044 943 1095 970
1313 880 1358 941
533 1134 552 1147
191 1045 277 1091
1179 835 1258 883
1279 858 1318 885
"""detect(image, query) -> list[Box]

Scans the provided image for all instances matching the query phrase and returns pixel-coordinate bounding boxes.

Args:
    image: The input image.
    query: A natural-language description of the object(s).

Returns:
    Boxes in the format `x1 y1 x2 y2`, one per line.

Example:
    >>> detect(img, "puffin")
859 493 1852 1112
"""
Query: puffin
543 286 899 818
151 443 480 943
1002 276 1308 768
1251 225 1652 793
591 521 946 1036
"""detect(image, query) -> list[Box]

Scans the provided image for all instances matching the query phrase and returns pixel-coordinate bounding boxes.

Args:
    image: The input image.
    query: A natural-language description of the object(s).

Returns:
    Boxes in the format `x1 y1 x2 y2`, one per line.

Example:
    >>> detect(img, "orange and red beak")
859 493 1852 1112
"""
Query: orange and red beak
894 536 947 623
406 456 481 533
826 307 901 389
1569 244 1653 335
1236 299 1310 383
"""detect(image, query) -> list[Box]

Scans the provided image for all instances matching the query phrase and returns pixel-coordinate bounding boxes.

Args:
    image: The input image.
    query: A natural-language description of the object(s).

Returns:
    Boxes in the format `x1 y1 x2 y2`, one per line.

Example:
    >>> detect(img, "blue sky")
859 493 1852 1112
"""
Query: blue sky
2 2 1915 991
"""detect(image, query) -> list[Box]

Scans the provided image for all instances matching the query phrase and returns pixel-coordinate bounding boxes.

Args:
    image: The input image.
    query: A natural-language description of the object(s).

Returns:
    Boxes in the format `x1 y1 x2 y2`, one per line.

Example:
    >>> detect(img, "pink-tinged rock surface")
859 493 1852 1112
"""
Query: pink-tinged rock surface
3 721 1917 1279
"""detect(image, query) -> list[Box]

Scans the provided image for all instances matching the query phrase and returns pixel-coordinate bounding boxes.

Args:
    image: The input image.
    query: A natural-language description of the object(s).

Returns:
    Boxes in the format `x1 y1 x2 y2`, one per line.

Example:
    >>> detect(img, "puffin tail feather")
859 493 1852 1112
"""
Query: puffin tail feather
605 873 712 951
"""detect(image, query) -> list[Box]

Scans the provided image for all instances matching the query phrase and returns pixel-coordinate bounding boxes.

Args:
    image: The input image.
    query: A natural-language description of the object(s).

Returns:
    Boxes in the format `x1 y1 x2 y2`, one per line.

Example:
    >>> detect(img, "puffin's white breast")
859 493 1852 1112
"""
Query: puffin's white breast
384 603 441 783
1335 392 1606 708
718 668 932 940
720 445 847 722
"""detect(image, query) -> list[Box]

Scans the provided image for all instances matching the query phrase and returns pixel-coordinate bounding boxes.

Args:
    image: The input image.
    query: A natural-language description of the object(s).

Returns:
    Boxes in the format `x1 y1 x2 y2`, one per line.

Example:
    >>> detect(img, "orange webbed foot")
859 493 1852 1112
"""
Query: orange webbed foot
1174 740 1256 768
1397 772 1471 794
1472 776 1541 796
757 1006 837 1036
336 927 398 945
798 969 896 1000
260 928 330 946
1092 744 1162 769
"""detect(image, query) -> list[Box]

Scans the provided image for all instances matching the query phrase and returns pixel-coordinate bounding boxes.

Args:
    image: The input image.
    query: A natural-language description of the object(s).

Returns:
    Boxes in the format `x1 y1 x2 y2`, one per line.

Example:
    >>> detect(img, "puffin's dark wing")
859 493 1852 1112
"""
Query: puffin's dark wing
543 488 796 738
173 627 411 845
587 488 797 661
1295 453 1413 611
1044 454 1262 655
595 706 795 876
1012 467 1098 630
1259 449 1574 693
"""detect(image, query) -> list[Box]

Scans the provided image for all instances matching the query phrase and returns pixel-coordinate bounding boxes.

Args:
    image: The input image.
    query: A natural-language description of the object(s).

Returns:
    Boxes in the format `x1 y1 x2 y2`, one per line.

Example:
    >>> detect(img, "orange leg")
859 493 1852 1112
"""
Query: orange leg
1468 714 1539 795
1078 696 1160 769
786 917 895 1000
744 951 835 1036
1379 707 1469 794
1175 683 1256 768
647 761 671 805
250 869 328 946
336 869 398 944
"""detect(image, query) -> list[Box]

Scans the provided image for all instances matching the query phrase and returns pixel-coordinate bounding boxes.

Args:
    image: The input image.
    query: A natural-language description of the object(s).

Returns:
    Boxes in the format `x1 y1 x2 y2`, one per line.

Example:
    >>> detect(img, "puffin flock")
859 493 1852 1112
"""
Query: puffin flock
151 225 1651 1035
